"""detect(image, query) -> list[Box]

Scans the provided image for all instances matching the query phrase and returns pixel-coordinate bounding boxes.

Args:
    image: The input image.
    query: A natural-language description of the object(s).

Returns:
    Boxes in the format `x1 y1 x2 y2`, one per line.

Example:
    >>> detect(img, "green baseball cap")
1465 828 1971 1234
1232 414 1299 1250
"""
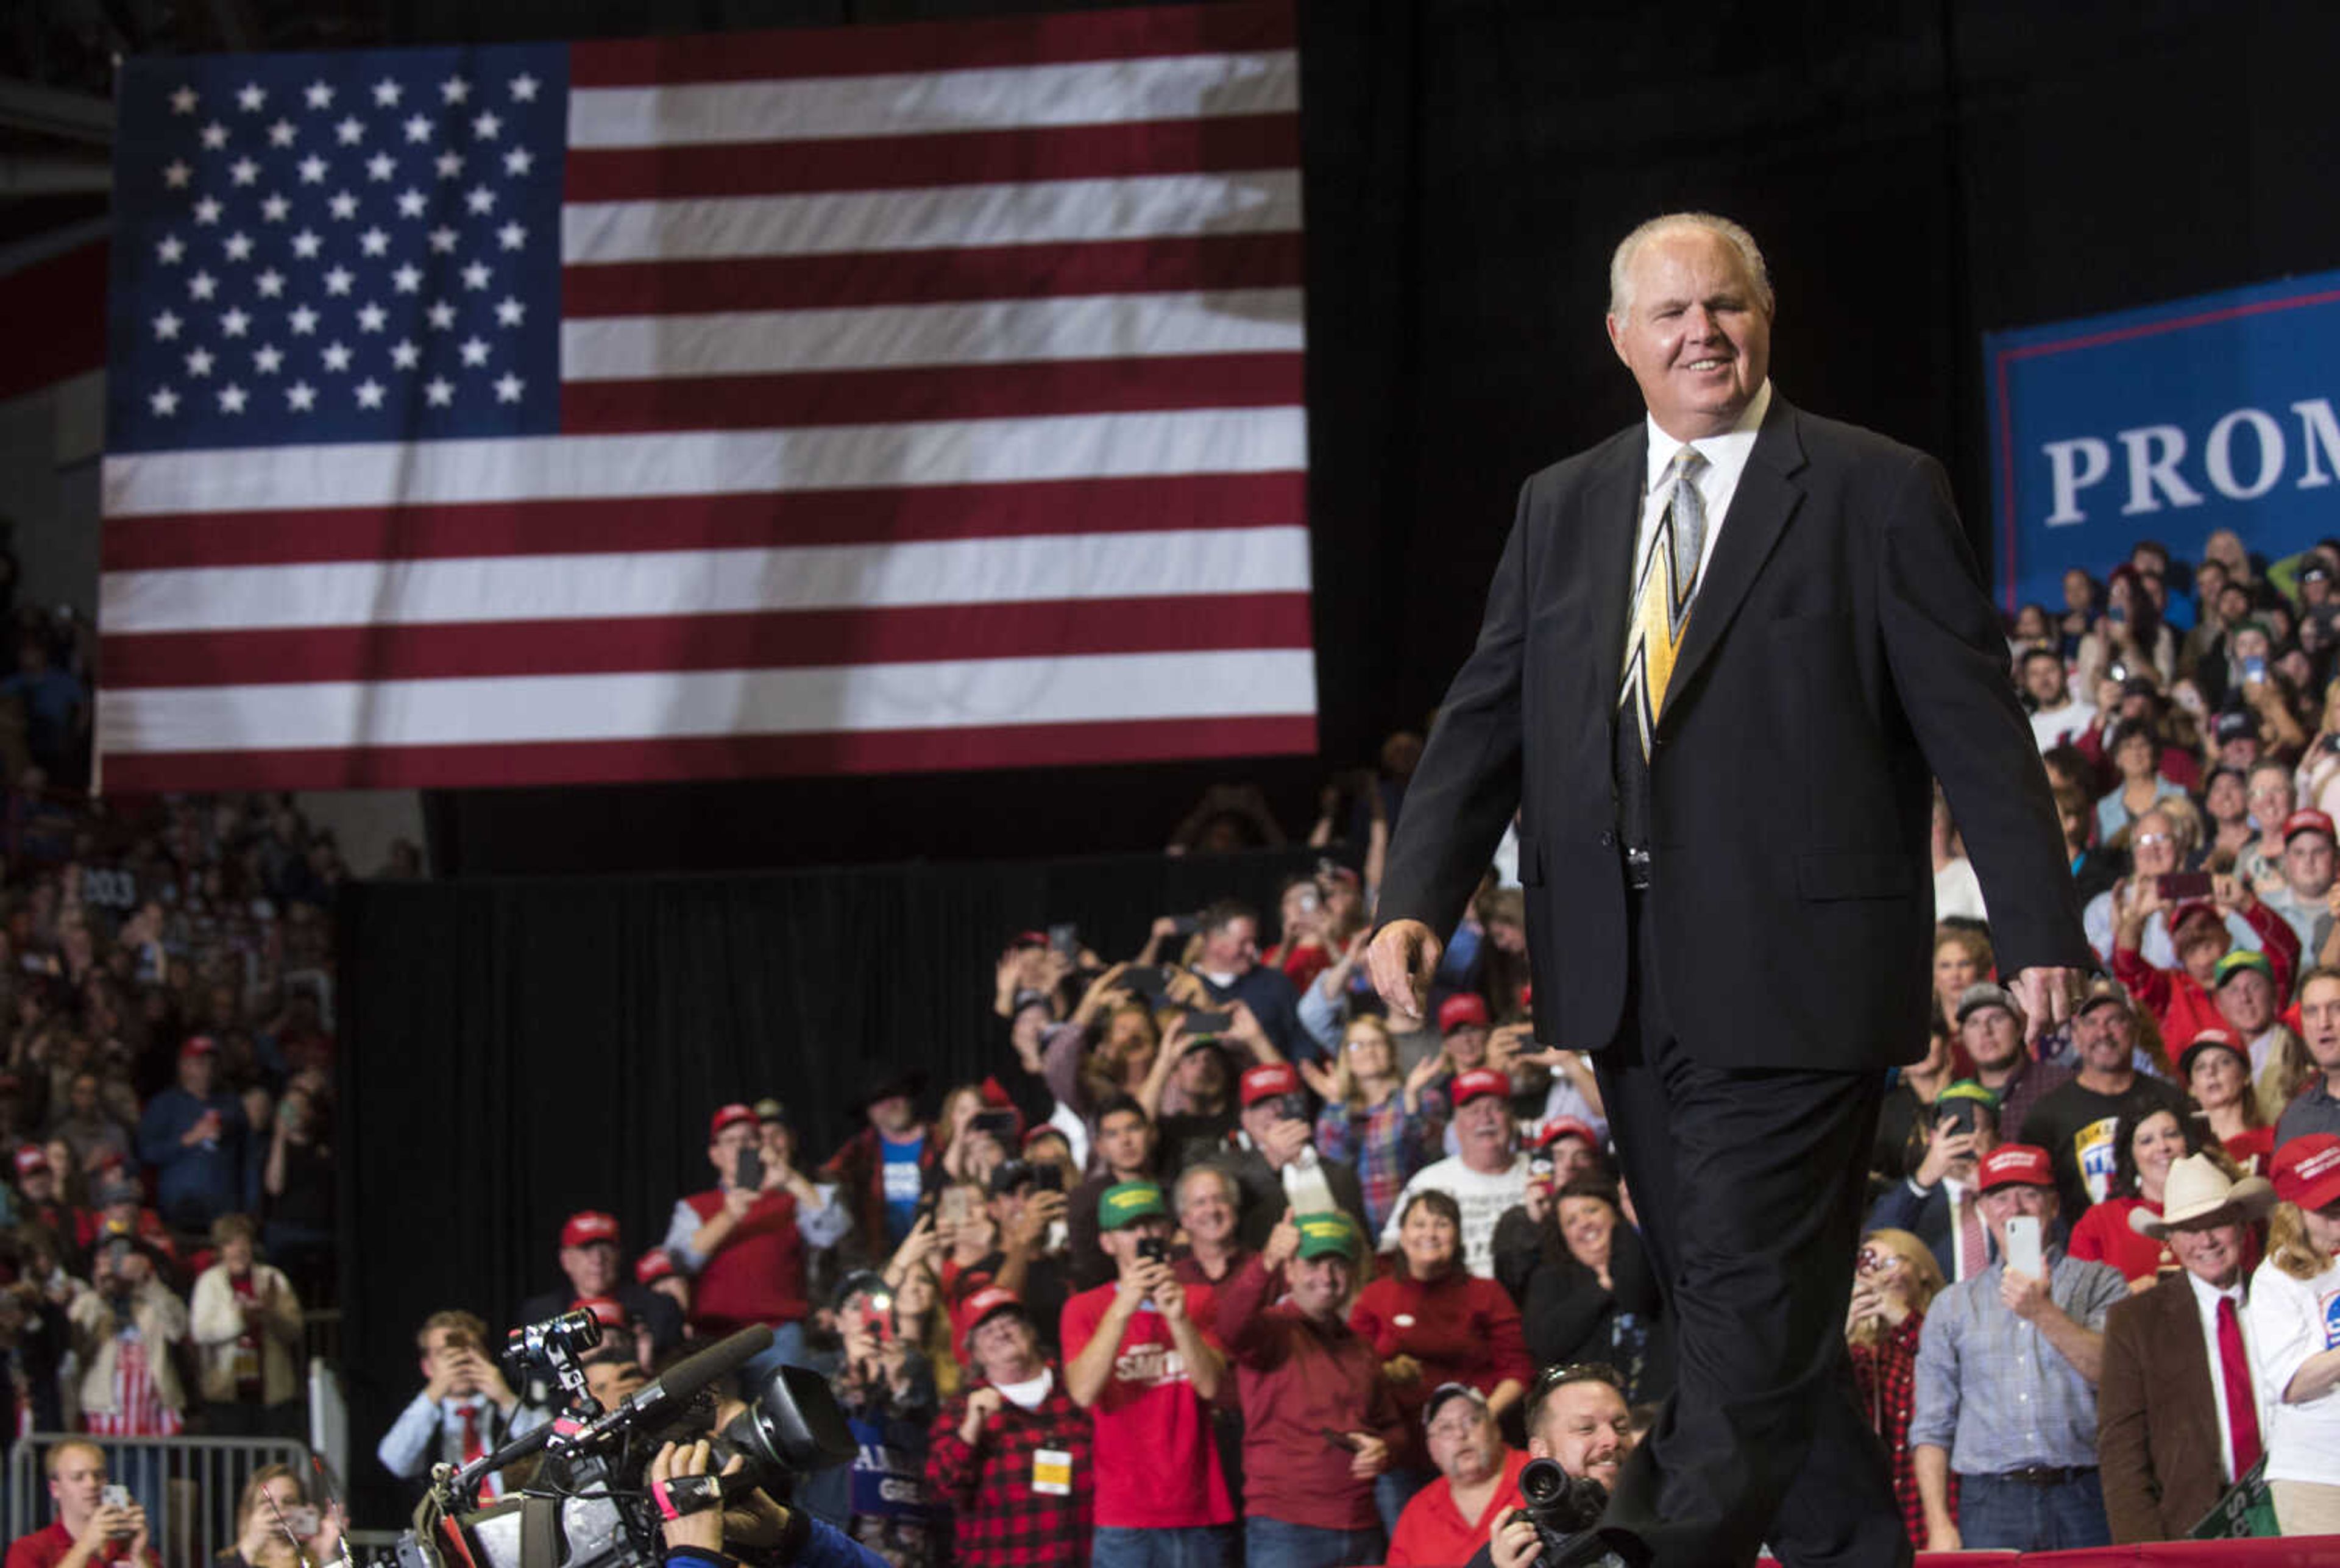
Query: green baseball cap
1294 1211 1361 1263
2213 949 2272 989
1098 1180 1168 1230
1937 1079 1999 1112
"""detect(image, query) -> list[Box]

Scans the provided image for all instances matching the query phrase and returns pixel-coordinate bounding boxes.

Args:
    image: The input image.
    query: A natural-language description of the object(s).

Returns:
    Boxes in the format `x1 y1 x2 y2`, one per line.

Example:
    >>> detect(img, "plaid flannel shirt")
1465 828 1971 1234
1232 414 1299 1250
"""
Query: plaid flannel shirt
925 1369 1093 1568
1849 1310 1952 1548
1314 1088 1444 1236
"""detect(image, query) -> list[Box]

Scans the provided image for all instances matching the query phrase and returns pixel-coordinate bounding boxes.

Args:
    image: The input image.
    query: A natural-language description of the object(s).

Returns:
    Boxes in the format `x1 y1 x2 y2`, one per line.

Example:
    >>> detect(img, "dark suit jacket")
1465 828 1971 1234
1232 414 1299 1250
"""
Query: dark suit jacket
1377 396 2090 1070
2099 1274 2229 1542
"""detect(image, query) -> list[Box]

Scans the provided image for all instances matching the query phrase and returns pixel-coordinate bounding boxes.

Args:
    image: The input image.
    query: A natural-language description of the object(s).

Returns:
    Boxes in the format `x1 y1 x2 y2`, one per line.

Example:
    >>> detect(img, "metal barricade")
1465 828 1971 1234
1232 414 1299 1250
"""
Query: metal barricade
5 1433 310 1568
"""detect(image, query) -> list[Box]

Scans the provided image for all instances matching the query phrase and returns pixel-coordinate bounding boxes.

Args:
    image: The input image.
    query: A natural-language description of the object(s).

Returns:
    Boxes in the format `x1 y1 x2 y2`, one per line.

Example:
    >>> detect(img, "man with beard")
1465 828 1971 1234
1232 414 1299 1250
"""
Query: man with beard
2018 985 2190 1218
1473 1367 1635 1568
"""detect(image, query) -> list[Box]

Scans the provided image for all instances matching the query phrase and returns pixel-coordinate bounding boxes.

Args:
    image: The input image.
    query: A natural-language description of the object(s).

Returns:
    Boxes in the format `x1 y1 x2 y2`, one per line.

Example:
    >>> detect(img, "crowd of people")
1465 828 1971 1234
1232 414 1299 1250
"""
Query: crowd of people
0 769 364 1453
366 525 2340 1568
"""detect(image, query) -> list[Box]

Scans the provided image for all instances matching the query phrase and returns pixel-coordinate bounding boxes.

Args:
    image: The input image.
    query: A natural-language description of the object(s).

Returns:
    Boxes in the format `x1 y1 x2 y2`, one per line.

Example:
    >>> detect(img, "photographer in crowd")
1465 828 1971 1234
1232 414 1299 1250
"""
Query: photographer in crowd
665 1103 851 1366
377 1309 548 1500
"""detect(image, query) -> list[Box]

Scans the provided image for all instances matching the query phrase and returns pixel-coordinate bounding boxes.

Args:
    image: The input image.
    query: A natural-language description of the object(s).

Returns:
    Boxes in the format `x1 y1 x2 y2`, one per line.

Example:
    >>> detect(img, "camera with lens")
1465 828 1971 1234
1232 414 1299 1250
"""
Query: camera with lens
398 1321 852 1568
1512 1457 1606 1567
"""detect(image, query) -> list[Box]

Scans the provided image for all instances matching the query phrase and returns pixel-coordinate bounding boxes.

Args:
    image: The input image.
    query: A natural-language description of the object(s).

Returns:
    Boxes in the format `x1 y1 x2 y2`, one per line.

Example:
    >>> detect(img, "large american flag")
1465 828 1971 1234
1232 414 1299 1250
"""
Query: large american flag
96 2 1312 792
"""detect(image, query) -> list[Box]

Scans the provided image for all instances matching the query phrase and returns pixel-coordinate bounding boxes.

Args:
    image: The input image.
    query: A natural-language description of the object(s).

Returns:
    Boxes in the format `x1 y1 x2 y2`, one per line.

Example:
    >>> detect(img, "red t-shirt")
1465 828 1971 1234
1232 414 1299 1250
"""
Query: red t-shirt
1059 1281 1232 1529
2224 1126 2277 1179
5 1521 151 1568
1386 1447 1531 1567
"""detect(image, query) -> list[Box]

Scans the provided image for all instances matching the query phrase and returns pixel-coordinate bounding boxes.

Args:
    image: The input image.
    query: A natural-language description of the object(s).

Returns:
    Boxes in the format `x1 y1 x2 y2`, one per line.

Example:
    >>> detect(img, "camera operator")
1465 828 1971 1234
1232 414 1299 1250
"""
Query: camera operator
1468 1367 1634 1568
4 1439 157 1568
376 1310 548 1501
647 1439 887 1568
1063 1182 1233 1567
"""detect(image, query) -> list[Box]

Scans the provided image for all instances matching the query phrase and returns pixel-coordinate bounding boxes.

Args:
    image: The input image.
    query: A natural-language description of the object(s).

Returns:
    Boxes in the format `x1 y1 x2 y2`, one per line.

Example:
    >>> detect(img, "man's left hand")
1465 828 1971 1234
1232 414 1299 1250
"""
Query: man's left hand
2007 967 2084 1048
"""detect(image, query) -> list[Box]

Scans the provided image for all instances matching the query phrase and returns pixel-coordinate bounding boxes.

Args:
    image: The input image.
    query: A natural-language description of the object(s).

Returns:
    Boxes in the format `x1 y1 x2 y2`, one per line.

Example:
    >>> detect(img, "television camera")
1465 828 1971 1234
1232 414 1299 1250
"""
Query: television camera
395 1314 853 1568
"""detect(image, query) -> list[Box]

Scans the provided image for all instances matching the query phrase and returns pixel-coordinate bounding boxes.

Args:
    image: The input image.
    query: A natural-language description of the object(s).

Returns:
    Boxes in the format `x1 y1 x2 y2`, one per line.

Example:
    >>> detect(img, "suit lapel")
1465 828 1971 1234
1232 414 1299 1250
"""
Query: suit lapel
1659 397 1809 722
1578 428 1647 728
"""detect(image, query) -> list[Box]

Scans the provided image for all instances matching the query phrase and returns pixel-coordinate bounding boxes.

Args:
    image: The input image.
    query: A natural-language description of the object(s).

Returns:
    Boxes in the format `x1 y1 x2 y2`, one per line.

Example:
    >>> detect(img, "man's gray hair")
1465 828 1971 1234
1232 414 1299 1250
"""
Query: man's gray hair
1174 1160 1239 1208
1608 211 1774 321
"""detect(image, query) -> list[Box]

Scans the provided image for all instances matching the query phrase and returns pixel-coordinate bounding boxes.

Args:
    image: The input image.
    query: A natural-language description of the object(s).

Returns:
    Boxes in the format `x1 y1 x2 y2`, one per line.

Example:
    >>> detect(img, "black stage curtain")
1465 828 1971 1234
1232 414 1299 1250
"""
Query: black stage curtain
336 846 1314 1522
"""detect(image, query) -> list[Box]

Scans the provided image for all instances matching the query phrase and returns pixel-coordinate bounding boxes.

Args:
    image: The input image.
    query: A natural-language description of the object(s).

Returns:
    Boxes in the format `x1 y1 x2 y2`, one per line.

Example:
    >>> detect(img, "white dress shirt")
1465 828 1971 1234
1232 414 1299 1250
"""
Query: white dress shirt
2183 1269 2255 1481
1629 378 1773 597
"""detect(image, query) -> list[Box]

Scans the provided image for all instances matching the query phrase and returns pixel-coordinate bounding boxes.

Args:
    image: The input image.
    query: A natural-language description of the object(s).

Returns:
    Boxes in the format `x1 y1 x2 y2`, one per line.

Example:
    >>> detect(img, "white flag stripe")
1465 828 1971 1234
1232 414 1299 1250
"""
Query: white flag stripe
98 648 1321 753
101 406 1307 517
99 525 1311 634
561 171 1302 265
559 289 1305 381
567 51 1299 149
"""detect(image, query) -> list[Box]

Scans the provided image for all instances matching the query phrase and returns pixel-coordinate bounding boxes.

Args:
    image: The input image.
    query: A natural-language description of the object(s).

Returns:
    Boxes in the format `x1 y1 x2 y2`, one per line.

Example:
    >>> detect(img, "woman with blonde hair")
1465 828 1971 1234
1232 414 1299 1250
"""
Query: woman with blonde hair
2248 1135 2340 1536
1846 1227 1949 1550
1300 1015 1444 1236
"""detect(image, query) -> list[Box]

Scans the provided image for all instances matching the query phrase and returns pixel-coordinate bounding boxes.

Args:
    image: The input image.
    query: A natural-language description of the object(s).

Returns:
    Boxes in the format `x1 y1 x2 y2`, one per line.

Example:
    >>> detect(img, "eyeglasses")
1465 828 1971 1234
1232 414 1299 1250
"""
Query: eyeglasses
1528 1361 1625 1407
1855 1247 1902 1274
2134 833 2172 847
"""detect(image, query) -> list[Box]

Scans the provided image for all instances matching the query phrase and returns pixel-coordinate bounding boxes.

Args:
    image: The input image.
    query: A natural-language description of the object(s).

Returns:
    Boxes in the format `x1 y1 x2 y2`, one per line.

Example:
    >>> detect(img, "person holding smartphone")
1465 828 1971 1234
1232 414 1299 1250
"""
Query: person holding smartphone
220 1463 341 1568
1906 1145 2129 1552
1062 1182 1232 1568
3 1441 156 1568
662 1103 850 1372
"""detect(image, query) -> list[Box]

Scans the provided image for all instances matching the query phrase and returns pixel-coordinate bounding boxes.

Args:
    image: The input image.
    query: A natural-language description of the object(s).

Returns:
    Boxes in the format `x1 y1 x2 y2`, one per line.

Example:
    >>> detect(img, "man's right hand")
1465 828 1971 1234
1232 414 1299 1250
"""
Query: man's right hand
959 1387 1003 1447
722 1183 759 1219
78 1505 132 1549
1913 1120 1974 1189
1488 1514 1540 1568
1366 920 1442 1023
1116 1258 1168 1313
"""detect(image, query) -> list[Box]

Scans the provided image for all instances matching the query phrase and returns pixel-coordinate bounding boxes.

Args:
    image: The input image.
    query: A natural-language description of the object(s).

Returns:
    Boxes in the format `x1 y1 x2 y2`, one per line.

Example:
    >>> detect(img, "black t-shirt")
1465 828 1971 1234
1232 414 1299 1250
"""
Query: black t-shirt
2017 1074 2193 1217
266 1137 334 1229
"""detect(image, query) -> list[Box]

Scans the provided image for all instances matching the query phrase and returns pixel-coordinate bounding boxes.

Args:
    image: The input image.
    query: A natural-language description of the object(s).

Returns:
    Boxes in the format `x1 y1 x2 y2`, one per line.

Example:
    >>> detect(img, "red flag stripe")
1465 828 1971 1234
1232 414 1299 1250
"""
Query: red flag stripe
99 472 1306 571
558 233 1305 318
569 3 1295 88
559 353 1303 435
99 712 1321 794
564 114 1299 203
99 592 1314 689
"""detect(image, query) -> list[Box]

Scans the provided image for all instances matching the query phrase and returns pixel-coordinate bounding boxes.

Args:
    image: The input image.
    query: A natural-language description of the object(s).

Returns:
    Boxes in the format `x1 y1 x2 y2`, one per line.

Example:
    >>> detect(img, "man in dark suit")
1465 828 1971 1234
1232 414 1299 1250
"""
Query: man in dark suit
1366 212 2091 1568
2097 1154 2276 1542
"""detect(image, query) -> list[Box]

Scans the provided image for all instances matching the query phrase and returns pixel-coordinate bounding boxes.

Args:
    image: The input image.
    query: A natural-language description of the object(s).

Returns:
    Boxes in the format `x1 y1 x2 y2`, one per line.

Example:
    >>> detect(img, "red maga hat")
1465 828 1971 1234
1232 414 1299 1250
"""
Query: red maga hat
1978 1144 2055 1193
1239 1062 1302 1107
561 1210 620 1249
708 1103 757 1140
2271 1134 2340 1213
1451 1068 1511 1106
1438 994 1491 1034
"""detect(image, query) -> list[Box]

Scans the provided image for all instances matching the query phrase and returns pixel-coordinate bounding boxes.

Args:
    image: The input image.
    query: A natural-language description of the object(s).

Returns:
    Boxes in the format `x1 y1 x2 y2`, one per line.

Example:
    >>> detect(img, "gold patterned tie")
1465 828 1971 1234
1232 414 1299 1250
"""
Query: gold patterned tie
1618 445 1708 759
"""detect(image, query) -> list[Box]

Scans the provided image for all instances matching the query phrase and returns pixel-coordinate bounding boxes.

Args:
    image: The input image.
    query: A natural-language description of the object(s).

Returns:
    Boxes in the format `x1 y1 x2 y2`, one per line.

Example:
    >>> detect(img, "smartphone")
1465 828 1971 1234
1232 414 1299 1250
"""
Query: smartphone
1121 966 1170 999
1165 914 1202 938
1317 1428 1364 1451
2107 603 2127 625
1031 1163 1063 1193
970 1109 1021 1142
1527 1154 1556 1182
2243 655 2267 684
2003 1215 2044 1279
734 1146 765 1191
285 1506 322 1538
1048 923 1079 959
102 1485 130 1511
1135 1235 1170 1265
2158 871 2214 901
938 1187 974 1227
1937 1099 1983 1138
1185 1009 1235 1034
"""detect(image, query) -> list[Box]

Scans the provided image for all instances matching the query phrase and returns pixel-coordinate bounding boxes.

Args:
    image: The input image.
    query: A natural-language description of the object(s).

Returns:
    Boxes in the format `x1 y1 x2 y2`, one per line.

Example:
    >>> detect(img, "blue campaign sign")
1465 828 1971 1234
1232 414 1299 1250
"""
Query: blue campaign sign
1985 269 2340 611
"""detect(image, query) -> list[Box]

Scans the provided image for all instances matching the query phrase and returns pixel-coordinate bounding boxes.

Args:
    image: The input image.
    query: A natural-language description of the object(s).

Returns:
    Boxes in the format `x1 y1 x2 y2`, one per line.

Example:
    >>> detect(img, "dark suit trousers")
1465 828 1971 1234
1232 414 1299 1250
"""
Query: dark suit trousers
1587 890 1911 1568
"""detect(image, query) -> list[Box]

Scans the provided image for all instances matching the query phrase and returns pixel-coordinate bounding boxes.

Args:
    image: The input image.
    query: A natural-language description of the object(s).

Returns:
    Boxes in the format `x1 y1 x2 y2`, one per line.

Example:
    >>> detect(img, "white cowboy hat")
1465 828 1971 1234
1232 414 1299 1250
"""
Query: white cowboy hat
2129 1152 2276 1238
